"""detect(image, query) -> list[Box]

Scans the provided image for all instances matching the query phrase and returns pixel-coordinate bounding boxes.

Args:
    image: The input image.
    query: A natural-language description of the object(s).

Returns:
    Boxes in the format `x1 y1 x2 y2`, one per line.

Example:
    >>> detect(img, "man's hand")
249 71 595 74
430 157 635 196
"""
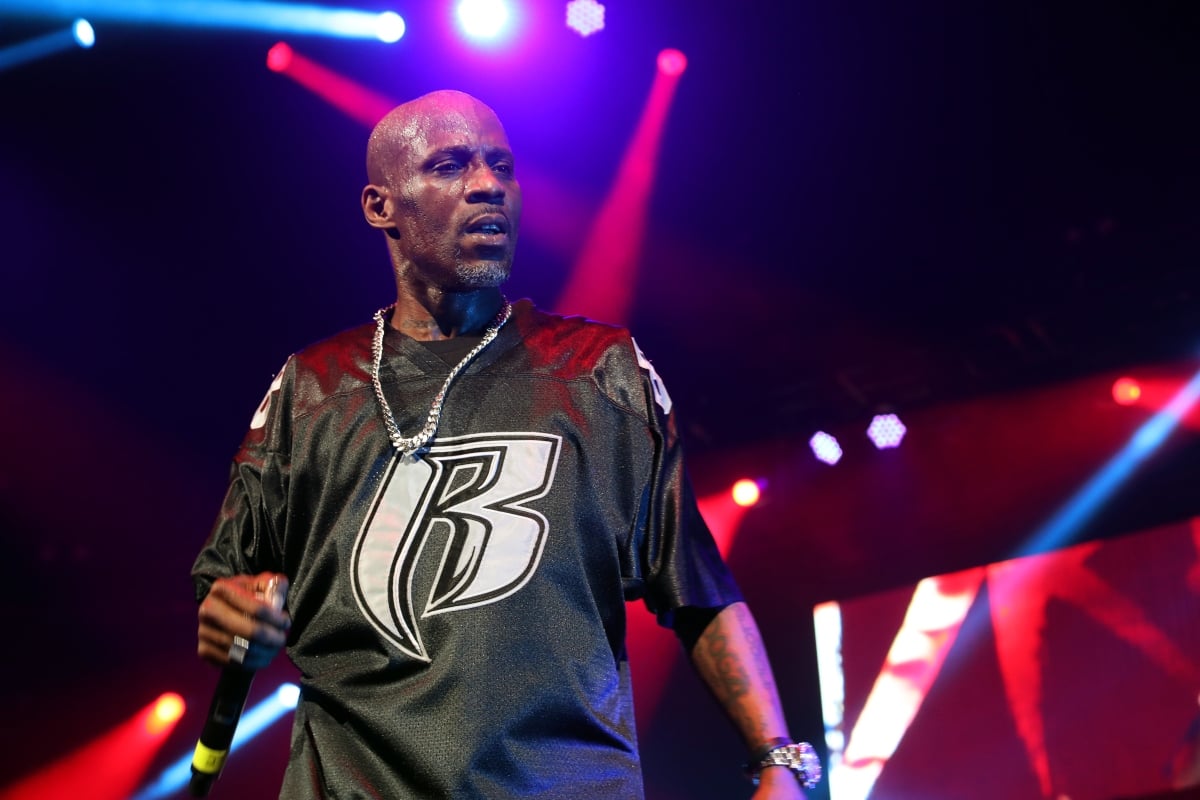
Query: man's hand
197 572 291 670
751 765 809 799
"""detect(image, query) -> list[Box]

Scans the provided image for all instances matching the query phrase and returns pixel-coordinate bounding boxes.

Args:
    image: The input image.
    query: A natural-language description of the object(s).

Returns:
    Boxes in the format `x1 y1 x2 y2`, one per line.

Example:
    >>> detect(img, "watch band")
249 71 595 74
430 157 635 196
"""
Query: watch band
744 740 822 789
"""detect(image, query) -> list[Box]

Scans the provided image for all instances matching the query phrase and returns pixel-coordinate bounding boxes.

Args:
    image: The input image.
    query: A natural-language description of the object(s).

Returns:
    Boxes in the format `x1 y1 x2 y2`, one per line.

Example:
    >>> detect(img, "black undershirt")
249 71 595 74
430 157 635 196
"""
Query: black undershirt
418 336 483 366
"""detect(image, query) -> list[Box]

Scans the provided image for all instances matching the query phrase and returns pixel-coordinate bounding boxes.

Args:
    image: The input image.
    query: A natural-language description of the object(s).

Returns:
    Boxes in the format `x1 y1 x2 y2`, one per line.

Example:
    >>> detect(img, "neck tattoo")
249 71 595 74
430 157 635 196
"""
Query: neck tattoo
370 299 512 457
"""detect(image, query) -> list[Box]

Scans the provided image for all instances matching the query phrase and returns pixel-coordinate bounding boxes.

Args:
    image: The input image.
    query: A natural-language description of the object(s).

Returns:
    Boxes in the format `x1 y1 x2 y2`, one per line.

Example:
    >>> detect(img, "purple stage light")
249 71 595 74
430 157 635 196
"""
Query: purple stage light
810 432 843 465
566 0 604 37
867 413 907 449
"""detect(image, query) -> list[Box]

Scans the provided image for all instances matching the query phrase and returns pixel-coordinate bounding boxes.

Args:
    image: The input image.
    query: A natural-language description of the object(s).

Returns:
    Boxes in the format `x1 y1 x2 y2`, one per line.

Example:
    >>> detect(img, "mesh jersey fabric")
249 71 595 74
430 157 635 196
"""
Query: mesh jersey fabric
191 299 743 800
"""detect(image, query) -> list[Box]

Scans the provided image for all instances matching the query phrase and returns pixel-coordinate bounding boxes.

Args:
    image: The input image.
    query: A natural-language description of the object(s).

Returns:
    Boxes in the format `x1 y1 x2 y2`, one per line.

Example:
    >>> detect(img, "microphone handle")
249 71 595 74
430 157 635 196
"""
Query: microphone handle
188 665 256 797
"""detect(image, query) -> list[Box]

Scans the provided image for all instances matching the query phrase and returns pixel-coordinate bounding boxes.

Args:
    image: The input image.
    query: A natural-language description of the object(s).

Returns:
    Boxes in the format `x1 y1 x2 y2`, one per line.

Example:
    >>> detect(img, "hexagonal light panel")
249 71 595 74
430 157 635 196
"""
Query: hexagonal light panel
866 413 907 449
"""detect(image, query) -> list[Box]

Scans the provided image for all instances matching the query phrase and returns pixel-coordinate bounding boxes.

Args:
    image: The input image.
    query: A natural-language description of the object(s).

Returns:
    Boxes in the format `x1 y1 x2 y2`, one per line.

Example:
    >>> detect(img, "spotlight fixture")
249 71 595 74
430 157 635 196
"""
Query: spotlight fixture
1112 377 1141 406
0 17 95 73
72 18 95 47
731 478 762 508
565 0 605 37
456 0 511 41
810 432 843 465
866 413 907 449
656 47 687 76
266 41 293 72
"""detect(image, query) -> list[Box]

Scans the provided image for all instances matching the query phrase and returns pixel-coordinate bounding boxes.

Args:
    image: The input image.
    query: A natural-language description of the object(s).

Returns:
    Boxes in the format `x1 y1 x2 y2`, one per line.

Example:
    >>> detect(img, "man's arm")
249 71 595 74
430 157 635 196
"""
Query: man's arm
688 601 810 799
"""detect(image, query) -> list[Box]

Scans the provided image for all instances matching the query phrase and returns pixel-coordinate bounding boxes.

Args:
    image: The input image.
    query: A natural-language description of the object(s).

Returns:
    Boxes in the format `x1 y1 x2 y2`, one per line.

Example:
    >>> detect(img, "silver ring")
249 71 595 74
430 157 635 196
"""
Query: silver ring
228 635 251 665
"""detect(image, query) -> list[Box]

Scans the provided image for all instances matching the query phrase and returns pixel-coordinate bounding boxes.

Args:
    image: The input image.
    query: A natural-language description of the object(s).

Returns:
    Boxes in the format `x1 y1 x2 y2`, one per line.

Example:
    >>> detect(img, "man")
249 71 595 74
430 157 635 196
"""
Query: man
193 90 817 799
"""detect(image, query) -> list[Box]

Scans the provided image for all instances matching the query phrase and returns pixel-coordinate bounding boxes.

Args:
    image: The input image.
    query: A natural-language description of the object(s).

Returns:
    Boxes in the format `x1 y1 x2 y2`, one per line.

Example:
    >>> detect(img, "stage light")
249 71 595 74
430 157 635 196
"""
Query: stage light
456 0 511 41
264 42 396 127
553 48 686 323
266 41 293 71
2 691 188 800
1112 377 1141 406
656 48 687 76
147 693 186 734
0 2 405 42
373 11 405 43
131 683 302 800
277 682 302 707
1016 364 1200 557
867 412 907 449
72 18 95 47
731 478 762 508
565 0 604 37
810 431 843 465
0 17 96 73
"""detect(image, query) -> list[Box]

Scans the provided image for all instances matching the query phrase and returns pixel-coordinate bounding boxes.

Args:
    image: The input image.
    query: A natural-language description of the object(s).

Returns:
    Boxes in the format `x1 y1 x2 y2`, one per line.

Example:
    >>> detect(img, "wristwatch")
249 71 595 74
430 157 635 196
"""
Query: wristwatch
745 740 822 789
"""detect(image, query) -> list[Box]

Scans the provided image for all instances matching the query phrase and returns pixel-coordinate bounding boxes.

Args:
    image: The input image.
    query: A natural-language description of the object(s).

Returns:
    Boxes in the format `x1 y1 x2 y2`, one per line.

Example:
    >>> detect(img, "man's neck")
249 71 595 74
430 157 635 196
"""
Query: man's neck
389 286 505 341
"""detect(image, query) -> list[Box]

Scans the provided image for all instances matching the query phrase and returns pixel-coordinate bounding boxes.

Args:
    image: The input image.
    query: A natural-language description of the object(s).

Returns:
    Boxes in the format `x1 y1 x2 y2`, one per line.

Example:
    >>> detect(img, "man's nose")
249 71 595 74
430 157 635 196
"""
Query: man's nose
466 163 506 203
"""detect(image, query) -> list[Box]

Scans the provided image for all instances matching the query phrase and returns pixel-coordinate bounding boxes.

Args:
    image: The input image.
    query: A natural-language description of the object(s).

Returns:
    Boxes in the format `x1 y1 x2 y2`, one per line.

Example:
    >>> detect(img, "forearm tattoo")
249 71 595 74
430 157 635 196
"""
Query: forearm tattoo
692 604 781 745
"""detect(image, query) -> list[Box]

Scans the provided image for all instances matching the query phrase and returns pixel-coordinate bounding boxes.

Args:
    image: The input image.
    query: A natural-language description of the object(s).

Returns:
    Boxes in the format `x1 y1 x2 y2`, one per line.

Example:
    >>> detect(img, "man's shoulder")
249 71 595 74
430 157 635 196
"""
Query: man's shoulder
510 299 670 415
275 318 377 404
513 298 633 350
293 319 376 362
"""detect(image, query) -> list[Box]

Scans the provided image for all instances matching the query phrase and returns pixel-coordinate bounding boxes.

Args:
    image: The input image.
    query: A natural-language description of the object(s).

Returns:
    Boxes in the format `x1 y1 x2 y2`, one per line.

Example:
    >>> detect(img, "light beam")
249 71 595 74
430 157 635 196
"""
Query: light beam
0 18 93 73
131 683 300 800
0 1 405 42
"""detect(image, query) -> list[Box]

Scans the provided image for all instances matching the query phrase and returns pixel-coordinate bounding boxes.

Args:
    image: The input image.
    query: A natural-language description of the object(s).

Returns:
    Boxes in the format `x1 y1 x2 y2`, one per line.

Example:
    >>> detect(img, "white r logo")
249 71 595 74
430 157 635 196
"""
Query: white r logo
351 433 562 661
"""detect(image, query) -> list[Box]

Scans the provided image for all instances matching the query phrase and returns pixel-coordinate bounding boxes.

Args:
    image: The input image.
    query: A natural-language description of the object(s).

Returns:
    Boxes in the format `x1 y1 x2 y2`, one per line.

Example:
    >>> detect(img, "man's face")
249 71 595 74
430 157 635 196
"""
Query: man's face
385 96 522 291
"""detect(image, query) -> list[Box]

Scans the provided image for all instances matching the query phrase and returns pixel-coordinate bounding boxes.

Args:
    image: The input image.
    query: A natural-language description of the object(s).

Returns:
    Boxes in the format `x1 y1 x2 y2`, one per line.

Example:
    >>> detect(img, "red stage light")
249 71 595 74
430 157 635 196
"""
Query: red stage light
1112 377 1141 406
266 41 292 72
656 48 687 76
2 692 187 800
147 692 186 734
731 478 761 508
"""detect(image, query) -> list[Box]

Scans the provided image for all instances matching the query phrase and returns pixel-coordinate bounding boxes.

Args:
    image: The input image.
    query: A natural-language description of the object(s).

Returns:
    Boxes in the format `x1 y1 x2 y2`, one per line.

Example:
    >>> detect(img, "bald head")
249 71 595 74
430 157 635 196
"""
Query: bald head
360 89 522 296
366 90 508 187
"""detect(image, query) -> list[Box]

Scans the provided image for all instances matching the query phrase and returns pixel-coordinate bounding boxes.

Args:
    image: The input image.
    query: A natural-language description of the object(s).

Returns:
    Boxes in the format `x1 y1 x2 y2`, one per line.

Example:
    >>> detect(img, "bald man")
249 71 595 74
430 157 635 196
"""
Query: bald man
193 91 817 799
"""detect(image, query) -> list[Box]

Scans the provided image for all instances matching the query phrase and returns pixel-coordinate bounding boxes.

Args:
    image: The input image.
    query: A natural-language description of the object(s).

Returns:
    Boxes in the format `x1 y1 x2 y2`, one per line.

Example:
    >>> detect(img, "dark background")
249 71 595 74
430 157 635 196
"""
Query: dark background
1 1 1198 798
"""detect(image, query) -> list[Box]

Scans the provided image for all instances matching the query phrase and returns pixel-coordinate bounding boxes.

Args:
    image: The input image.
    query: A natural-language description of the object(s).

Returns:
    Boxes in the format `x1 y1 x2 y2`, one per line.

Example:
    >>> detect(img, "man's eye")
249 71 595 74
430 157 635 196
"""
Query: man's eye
433 161 461 173
491 162 514 176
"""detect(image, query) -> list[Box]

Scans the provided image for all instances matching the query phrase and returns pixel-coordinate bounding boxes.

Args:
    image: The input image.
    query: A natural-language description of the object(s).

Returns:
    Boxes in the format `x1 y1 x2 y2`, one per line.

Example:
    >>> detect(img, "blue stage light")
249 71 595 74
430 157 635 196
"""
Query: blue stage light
71 18 94 47
373 11 405 43
0 18 94 72
0 1 405 42
130 683 302 800
1017 365 1200 557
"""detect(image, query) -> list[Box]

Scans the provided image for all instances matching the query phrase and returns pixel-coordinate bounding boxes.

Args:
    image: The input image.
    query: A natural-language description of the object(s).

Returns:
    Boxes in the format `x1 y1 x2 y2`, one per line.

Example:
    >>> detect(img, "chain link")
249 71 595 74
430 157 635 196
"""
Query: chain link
370 300 512 457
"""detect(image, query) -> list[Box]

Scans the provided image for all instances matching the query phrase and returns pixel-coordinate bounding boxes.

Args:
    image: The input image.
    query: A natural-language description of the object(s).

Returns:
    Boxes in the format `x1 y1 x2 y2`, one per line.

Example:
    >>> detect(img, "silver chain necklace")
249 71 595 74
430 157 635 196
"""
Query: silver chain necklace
370 300 512 457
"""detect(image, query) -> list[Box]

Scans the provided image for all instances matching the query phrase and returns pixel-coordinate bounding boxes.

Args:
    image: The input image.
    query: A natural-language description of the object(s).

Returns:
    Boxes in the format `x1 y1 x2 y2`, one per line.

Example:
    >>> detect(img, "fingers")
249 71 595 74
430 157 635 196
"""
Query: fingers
253 572 290 613
197 572 291 668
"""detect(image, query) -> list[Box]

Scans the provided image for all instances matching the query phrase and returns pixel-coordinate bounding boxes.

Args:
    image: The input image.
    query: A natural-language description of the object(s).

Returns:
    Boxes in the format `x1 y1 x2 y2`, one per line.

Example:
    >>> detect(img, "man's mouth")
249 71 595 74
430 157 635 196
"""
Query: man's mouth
464 214 510 240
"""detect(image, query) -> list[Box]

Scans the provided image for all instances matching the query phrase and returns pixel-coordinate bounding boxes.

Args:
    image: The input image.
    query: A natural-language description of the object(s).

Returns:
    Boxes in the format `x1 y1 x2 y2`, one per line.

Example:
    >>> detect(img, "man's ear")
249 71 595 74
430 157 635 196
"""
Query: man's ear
362 184 395 232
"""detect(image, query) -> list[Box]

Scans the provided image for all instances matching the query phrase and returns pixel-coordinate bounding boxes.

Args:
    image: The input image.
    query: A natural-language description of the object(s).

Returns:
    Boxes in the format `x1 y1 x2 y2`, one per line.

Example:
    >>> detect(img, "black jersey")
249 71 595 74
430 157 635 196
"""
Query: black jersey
192 299 742 800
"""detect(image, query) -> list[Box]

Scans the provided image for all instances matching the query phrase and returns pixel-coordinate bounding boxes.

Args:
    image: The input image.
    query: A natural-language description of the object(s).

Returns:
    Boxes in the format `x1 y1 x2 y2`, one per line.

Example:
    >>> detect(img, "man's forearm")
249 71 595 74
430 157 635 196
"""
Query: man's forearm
688 600 790 752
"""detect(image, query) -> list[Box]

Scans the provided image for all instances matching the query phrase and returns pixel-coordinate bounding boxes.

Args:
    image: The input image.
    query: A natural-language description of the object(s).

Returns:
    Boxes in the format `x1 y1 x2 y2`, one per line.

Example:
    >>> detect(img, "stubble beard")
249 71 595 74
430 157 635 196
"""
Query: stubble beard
452 251 512 290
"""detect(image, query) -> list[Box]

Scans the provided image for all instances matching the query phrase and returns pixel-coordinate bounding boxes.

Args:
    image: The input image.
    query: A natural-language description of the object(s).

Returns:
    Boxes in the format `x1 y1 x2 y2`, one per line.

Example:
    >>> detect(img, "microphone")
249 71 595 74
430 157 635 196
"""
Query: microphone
189 577 286 797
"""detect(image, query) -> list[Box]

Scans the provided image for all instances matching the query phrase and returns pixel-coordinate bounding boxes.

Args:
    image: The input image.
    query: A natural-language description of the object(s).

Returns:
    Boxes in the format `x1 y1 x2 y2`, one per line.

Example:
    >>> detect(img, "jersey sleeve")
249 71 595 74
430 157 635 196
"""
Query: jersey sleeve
190 359 293 602
625 339 743 627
